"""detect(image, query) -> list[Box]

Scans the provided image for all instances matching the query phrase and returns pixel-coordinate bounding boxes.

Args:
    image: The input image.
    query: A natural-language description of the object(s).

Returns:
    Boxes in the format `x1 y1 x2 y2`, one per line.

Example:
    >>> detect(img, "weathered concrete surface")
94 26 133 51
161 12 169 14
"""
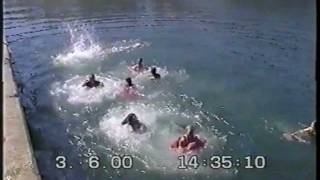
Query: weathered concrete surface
3 41 41 180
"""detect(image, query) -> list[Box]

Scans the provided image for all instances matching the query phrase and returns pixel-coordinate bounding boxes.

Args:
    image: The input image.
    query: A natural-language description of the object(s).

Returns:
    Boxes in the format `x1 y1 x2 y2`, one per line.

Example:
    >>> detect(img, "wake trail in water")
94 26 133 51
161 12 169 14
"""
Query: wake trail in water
98 100 232 175
46 22 238 178
50 74 122 104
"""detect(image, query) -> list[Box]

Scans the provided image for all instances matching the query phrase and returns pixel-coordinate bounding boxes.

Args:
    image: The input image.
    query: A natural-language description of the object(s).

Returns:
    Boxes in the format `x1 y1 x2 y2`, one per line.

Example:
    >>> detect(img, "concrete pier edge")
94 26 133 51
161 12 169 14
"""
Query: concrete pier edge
3 39 41 180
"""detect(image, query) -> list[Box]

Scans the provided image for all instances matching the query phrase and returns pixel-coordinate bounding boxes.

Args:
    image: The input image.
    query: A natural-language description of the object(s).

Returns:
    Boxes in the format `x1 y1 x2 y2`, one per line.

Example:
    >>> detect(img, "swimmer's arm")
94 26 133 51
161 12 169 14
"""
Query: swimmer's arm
121 119 128 125
82 81 88 87
301 127 314 135
186 142 197 150
171 137 181 148
178 136 186 147
292 127 312 136
303 127 313 132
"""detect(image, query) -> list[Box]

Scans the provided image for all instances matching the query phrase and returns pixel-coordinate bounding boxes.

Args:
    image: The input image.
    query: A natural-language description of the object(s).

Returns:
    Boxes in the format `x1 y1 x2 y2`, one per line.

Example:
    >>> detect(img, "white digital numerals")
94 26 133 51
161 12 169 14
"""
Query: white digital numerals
55 155 134 169
111 155 133 169
56 156 67 169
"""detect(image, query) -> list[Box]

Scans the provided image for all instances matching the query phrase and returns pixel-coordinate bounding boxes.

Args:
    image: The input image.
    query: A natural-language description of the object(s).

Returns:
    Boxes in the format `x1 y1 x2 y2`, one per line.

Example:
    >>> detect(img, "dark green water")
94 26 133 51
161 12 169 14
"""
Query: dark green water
4 0 316 180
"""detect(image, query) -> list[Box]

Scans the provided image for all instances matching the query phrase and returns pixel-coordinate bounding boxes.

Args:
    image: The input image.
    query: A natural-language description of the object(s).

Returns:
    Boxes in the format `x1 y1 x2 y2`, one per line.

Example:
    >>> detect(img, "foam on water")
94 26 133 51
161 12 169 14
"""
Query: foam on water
50 74 122 104
99 101 230 175
99 103 159 148
53 25 150 66
53 26 105 66
47 23 234 178
124 65 189 89
107 39 151 53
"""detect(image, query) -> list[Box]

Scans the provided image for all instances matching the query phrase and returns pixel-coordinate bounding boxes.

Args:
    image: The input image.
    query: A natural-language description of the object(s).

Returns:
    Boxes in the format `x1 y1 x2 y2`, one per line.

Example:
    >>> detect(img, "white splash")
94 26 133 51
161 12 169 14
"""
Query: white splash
53 26 150 66
50 75 122 104
53 27 105 66
107 39 151 53
99 103 159 148
99 102 226 172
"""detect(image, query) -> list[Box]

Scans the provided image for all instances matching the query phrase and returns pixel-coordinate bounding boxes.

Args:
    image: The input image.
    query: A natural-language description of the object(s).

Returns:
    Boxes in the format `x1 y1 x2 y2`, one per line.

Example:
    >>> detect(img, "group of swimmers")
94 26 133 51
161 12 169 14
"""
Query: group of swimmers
82 58 206 153
82 58 161 89
81 58 317 154
121 112 205 153
80 57 317 154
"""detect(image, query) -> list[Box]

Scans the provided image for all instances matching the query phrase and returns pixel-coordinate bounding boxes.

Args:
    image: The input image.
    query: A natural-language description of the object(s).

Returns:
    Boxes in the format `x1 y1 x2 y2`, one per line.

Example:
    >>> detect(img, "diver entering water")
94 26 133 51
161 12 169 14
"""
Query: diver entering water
132 58 145 72
121 113 147 134
151 67 161 79
82 74 104 88
171 125 206 152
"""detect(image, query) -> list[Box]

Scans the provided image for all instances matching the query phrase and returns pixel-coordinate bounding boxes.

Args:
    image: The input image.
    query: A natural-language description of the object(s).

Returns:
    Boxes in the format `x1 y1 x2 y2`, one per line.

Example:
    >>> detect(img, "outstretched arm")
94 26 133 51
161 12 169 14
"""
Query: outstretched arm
301 127 313 134
121 118 128 125
82 81 88 87
291 126 312 136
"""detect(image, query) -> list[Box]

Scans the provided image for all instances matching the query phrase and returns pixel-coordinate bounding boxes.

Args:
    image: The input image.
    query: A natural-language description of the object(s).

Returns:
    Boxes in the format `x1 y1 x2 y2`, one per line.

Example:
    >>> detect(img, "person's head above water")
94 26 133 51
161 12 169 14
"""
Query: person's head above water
89 74 96 81
127 113 138 122
138 58 143 65
151 67 161 79
125 77 133 87
83 74 102 88
151 67 157 74
122 113 139 126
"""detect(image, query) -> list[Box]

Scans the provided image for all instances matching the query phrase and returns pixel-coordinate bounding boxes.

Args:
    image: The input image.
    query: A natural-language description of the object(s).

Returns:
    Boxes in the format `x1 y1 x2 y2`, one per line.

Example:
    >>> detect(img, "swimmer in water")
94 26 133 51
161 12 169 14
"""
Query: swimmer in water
82 74 104 88
291 121 317 138
122 77 140 99
121 113 147 134
151 67 161 79
171 125 206 152
132 58 145 72
125 77 136 88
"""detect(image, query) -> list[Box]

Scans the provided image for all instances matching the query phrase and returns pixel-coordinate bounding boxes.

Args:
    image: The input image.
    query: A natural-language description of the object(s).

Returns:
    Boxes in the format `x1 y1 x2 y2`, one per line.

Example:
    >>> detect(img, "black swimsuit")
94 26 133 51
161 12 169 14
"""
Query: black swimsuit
153 73 161 79
84 81 101 88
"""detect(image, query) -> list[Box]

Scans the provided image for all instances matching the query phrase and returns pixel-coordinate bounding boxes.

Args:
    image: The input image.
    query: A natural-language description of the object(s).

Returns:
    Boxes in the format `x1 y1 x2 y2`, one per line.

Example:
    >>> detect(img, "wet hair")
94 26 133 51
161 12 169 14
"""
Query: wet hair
126 77 133 87
128 113 138 121
122 113 147 133
90 74 95 80
139 58 143 64
122 113 139 125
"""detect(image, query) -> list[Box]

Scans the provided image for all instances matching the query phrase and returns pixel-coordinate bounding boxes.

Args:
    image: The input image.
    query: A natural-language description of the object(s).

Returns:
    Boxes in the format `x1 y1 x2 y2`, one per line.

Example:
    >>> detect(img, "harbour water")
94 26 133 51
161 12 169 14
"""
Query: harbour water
4 0 316 179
